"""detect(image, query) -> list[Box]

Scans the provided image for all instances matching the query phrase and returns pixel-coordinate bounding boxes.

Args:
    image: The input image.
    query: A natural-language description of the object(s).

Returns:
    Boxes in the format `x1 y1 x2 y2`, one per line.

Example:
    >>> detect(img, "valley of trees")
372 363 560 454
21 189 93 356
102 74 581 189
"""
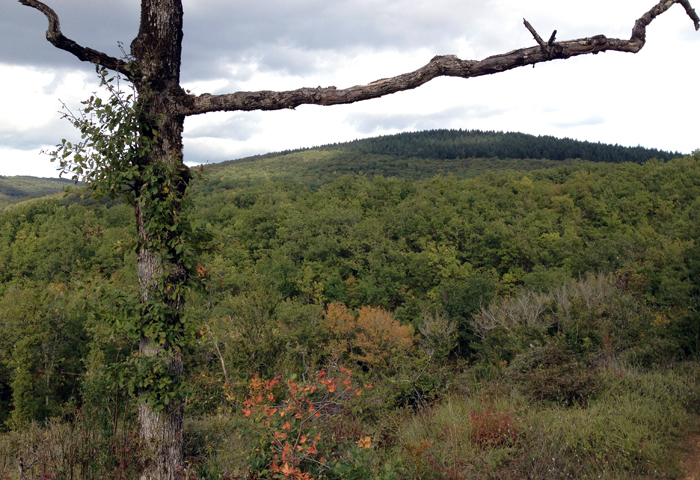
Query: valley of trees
1 135 699 478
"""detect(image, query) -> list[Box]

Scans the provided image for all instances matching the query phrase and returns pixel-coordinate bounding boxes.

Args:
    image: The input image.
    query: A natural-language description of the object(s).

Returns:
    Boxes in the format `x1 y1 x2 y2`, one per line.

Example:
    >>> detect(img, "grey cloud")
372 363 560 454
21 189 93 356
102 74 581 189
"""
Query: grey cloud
345 105 506 134
2 0 650 86
0 1 138 71
181 143 265 166
2 1 509 83
180 0 500 79
253 46 327 78
41 74 65 97
0 120 78 151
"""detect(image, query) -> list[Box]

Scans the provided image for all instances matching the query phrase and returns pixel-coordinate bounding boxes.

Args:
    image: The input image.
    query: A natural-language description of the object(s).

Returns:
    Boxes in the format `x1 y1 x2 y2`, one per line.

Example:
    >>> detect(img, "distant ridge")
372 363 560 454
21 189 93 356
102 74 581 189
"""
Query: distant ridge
0 176 75 206
280 129 682 164
197 129 684 193
2 130 685 202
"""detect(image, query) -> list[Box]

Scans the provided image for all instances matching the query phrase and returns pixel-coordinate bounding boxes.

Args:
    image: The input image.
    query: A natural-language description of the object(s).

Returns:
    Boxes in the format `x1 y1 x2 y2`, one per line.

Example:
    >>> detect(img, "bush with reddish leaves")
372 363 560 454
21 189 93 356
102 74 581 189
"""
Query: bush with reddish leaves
240 366 369 479
469 406 519 447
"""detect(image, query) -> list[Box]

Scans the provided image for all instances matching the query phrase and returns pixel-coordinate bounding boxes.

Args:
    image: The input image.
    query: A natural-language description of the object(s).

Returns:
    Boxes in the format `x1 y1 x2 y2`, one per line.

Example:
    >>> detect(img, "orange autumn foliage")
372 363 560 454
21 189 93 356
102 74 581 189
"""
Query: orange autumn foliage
322 303 414 369
242 367 363 479
322 302 356 353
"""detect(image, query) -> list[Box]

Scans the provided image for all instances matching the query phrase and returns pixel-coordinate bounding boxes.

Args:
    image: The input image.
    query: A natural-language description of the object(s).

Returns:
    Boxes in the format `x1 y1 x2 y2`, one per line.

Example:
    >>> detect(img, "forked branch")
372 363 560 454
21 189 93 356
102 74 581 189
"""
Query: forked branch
181 0 699 116
18 0 132 77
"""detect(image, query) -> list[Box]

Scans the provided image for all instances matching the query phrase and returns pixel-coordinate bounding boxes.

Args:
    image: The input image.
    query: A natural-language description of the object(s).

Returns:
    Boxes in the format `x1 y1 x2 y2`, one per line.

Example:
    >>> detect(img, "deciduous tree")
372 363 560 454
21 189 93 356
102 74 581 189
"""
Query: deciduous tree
17 0 699 478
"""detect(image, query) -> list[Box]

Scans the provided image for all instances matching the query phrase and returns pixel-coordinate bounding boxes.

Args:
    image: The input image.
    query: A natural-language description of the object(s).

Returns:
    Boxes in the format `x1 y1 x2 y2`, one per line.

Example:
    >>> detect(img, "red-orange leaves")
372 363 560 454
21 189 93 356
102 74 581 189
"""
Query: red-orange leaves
469 406 519 447
241 367 362 479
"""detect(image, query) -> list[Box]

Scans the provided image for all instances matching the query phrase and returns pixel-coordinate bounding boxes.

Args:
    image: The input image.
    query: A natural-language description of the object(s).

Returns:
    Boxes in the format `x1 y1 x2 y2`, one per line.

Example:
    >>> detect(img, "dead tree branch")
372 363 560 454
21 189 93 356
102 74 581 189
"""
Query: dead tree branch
523 19 547 50
523 19 558 57
18 0 133 77
180 0 699 116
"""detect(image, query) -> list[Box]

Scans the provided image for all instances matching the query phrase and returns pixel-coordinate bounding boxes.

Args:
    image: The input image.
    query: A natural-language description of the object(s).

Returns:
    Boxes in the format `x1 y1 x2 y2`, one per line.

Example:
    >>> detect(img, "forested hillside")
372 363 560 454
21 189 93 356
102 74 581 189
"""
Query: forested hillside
310 129 682 163
0 176 75 207
198 129 680 193
1 136 699 479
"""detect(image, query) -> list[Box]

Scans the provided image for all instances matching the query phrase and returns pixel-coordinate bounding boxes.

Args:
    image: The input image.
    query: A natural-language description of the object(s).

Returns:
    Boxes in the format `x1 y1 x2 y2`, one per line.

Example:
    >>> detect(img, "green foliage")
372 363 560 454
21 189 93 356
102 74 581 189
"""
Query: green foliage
1 135 699 477
197 150 582 193
507 341 599 406
313 129 682 164
0 281 89 430
394 364 698 480
50 67 153 204
42 67 216 412
238 366 369 480
191 154 700 341
440 275 496 355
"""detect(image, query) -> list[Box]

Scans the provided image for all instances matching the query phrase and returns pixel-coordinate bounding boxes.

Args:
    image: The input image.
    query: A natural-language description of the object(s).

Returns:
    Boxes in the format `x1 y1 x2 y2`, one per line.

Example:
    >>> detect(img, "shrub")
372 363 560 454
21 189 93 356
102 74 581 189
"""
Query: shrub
508 342 598 406
469 406 519 447
0 413 142 480
239 365 370 479
321 303 414 371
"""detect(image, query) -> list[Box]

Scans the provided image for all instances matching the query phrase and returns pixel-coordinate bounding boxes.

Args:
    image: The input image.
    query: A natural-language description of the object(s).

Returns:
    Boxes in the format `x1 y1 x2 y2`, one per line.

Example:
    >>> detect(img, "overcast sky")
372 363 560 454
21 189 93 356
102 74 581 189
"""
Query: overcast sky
0 0 698 178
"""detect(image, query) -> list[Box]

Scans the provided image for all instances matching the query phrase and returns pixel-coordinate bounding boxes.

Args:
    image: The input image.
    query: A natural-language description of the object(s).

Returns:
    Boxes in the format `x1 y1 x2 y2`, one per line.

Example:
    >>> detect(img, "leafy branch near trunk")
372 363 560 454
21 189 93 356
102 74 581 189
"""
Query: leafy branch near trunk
49 68 213 412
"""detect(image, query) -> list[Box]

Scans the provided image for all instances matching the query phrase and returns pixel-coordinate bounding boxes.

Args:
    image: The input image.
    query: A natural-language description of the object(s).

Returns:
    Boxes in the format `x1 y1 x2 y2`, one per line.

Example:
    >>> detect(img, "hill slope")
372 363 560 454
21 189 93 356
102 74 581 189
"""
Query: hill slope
2 130 683 201
312 129 682 163
196 129 681 194
0 176 75 206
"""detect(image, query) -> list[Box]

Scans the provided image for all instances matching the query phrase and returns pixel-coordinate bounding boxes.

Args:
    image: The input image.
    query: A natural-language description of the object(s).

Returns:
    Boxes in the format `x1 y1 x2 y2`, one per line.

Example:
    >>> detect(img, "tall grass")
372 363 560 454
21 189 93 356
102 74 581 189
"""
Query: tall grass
0 413 141 480
393 364 699 479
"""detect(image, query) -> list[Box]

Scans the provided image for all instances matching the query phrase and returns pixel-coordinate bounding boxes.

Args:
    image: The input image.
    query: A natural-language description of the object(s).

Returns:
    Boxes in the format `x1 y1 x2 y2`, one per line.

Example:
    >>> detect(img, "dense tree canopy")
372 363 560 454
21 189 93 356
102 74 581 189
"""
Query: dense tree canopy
2 151 700 421
308 129 683 164
2 147 700 477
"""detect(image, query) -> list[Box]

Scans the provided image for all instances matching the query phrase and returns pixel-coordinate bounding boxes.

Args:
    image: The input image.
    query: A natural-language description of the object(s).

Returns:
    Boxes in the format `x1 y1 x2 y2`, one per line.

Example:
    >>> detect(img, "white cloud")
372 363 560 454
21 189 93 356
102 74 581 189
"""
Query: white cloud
1 0 698 177
0 147 63 178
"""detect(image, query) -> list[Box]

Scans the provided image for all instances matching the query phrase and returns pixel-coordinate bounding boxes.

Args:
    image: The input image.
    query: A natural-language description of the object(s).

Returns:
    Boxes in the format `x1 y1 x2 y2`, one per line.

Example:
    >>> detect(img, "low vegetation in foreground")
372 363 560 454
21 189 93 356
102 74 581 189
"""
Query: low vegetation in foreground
2 274 698 479
0 134 698 478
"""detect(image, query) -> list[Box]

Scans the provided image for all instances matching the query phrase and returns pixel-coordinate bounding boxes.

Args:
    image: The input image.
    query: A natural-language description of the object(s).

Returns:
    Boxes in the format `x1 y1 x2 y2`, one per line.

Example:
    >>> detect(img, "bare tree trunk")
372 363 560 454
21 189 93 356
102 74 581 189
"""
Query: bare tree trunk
132 98 190 480
136 339 184 480
131 2 189 478
133 108 188 480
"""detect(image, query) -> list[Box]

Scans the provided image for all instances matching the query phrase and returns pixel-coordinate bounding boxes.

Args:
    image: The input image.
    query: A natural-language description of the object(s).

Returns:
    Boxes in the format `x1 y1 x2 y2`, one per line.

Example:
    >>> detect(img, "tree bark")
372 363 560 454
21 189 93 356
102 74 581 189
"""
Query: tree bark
131 2 189 479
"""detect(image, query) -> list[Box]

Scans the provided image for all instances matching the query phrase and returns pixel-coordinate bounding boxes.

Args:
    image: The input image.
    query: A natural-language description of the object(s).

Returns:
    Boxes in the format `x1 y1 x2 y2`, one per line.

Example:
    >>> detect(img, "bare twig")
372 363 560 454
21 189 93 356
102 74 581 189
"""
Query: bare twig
523 19 547 51
207 327 231 386
18 453 40 480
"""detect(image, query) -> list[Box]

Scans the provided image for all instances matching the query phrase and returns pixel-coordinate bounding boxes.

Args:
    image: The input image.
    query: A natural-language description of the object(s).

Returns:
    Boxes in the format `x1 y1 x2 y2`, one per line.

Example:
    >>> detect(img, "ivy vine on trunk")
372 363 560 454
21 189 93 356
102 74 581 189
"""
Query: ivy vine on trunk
51 65 212 477
17 0 699 478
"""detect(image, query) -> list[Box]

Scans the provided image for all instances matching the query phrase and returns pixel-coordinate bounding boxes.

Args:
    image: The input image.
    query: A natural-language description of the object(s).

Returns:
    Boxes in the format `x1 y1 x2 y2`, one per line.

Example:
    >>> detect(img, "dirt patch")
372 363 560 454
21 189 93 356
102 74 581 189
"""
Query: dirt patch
680 434 700 480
